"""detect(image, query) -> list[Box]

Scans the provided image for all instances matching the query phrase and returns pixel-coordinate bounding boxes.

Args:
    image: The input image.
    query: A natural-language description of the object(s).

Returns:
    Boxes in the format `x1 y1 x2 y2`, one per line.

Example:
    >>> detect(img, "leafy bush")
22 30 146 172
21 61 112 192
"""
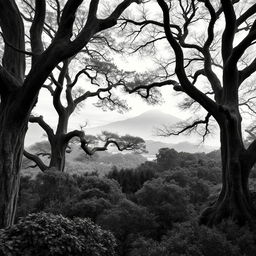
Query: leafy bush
34 170 80 213
218 220 256 256
129 222 240 256
98 199 158 256
0 212 116 256
136 178 189 231
65 176 124 220
17 173 124 221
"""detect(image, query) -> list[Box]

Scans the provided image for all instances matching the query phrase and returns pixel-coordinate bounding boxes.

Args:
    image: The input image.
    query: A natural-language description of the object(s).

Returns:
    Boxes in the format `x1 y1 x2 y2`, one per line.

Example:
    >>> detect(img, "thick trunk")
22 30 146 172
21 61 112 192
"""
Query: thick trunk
49 138 67 172
48 113 69 172
200 118 256 226
0 109 27 228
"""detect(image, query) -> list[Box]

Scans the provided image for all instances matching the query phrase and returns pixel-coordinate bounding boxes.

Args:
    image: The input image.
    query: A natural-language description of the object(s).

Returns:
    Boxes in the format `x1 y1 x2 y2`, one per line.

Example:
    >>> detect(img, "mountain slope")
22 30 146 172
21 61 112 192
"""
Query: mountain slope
85 109 182 142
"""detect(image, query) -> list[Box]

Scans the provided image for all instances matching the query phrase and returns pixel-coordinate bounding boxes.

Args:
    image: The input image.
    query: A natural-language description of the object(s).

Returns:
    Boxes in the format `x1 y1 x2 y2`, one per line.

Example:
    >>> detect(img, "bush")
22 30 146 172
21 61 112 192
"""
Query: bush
218 220 256 256
129 221 240 256
0 212 116 256
98 199 158 255
136 178 189 232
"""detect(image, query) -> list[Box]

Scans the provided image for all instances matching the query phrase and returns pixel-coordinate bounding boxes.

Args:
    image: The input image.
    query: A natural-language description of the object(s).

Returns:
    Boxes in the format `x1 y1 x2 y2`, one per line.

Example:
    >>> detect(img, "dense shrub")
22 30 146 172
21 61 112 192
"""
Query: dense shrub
18 173 124 221
98 199 158 256
136 178 189 233
218 220 256 256
129 222 240 256
34 170 79 213
189 179 210 204
0 212 116 256
65 176 124 220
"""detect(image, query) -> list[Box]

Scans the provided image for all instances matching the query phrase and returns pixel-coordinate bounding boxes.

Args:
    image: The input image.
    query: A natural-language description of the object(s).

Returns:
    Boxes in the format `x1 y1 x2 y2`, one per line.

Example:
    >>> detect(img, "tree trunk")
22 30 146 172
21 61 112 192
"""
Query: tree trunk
48 113 69 172
200 117 256 226
0 107 27 228
49 137 67 172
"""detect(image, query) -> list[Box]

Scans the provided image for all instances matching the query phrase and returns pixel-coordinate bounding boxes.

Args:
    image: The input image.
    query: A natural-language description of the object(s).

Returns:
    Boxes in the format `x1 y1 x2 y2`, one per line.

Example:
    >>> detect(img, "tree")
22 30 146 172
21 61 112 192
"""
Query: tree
156 148 180 171
0 0 141 228
136 177 189 234
20 1 146 173
98 199 158 256
122 0 256 225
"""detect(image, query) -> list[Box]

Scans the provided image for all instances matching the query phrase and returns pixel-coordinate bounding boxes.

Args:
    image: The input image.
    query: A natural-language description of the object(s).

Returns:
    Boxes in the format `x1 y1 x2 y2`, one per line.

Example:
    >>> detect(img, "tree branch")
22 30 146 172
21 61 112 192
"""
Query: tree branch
23 150 48 172
158 113 211 141
30 0 46 64
64 130 146 155
237 3 256 27
156 0 219 120
220 0 236 63
29 115 54 142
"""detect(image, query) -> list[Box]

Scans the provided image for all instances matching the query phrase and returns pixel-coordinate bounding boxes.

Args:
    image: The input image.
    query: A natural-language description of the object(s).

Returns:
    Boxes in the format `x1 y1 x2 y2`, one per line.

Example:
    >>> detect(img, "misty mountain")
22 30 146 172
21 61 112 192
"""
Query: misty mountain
25 109 218 154
85 109 182 142
145 140 217 158
85 109 217 155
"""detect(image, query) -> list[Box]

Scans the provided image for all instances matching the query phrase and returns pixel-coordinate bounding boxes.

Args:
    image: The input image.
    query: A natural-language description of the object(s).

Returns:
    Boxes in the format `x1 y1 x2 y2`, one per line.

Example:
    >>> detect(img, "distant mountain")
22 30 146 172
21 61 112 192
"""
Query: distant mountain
25 109 218 154
145 140 217 158
85 109 183 143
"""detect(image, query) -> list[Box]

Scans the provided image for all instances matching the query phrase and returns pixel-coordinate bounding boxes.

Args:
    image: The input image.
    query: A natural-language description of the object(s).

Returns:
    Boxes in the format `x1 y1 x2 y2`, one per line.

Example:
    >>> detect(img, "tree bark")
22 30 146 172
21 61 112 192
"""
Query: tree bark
200 115 256 226
0 103 28 228
49 136 68 172
48 112 69 172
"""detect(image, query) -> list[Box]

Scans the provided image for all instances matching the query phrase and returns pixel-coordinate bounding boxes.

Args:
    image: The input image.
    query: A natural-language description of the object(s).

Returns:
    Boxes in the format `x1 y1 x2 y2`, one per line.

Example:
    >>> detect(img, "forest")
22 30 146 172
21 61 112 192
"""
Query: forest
1 0 256 255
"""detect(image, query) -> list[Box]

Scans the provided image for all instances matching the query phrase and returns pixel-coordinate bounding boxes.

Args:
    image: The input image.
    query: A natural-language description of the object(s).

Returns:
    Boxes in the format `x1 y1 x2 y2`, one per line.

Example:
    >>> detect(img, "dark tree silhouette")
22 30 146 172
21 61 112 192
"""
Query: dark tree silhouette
0 0 141 228
20 1 146 172
23 60 145 172
122 0 256 225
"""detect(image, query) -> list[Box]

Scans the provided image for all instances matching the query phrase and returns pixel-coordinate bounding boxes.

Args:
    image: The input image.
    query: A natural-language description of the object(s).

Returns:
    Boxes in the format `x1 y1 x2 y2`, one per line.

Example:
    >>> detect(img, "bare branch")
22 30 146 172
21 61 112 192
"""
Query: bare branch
157 113 211 142
29 115 54 142
64 130 146 155
156 0 219 120
23 150 48 172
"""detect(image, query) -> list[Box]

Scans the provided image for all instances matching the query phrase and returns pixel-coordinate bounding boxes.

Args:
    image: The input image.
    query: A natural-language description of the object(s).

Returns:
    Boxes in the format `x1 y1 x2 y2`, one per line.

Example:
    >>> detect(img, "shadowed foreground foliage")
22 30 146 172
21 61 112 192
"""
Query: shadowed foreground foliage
13 148 256 255
0 212 116 256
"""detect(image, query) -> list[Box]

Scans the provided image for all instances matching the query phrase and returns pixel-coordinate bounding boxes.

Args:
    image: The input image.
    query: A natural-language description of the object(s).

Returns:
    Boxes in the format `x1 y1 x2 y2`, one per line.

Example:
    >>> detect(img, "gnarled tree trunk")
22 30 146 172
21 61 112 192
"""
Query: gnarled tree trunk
0 103 28 228
49 136 68 172
200 111 256 226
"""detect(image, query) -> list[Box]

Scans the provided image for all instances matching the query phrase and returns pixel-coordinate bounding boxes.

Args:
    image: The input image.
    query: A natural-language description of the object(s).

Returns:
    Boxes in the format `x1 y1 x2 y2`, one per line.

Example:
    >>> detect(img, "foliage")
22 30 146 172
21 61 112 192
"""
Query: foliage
107 163 157 193
16 147 256 256
69 151 147 175
217 220 256 256
33 170 80 214
136 177 189 232
0 212 116 256
66 176 124 221
129 222 240 256
17 172 124 222
98 199 158 255
156 148 180 171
